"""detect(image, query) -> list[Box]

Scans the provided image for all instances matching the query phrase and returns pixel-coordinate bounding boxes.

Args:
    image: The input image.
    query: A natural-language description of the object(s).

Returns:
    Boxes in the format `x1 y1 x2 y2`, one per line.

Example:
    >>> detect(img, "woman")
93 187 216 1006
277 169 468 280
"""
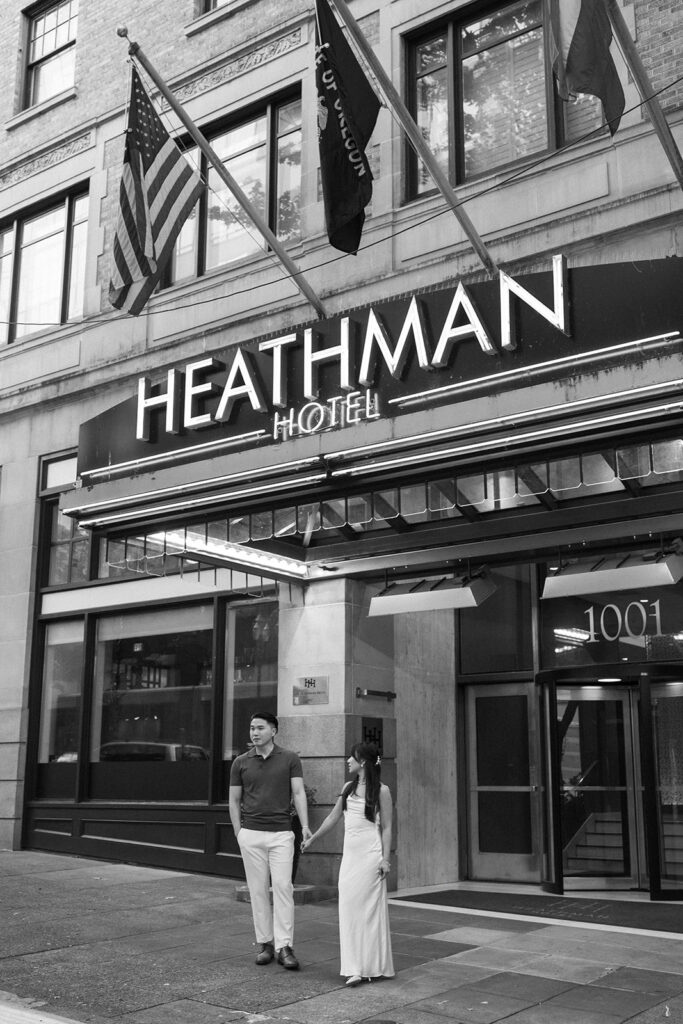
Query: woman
302 742 394 986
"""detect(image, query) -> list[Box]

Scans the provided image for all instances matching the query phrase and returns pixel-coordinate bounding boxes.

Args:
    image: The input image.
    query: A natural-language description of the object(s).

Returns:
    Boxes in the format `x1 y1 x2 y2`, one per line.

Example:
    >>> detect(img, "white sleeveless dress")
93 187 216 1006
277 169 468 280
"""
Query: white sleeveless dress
337 791 394 979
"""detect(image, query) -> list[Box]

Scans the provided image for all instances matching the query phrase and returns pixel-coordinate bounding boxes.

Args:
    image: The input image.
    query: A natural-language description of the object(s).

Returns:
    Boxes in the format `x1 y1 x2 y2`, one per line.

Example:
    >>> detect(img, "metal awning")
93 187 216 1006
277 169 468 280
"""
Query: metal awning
93 435 683 584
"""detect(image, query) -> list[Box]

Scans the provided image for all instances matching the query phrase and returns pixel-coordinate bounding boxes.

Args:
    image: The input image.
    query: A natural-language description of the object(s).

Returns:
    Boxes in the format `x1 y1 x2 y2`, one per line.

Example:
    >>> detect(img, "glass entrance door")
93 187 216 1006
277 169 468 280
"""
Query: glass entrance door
465 683 543 882
557 687 646 890
643 678 683 898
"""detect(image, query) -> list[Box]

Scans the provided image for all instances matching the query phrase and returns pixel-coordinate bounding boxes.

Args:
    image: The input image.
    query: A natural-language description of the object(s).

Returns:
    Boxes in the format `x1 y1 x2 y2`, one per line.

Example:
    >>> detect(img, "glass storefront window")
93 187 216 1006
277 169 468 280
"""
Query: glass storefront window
223 601 278 760
91 606 213 779
38 619 84 763
459 564 533 674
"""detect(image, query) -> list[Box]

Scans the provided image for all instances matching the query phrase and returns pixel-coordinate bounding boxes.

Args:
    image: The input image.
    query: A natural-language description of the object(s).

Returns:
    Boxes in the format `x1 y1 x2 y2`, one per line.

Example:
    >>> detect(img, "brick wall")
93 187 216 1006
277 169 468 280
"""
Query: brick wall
633 0 683 113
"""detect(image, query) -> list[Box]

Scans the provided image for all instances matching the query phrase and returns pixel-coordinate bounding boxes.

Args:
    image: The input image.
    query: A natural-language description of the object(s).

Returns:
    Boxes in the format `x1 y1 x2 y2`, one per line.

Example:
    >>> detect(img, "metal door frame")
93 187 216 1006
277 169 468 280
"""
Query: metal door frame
556 684 643 891
465 681 543 883
539 663 683 901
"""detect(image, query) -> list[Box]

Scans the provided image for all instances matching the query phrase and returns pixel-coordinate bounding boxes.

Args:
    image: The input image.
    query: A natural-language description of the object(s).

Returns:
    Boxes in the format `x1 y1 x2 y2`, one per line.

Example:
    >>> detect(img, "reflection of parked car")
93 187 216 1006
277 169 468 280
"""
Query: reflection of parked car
99 742 209 762
55 752 78 762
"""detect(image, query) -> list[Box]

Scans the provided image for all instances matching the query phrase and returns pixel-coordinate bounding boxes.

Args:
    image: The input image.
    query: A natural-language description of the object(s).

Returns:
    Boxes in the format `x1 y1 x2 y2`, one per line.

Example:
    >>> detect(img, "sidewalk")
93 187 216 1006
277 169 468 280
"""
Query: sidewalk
1 850 683 1024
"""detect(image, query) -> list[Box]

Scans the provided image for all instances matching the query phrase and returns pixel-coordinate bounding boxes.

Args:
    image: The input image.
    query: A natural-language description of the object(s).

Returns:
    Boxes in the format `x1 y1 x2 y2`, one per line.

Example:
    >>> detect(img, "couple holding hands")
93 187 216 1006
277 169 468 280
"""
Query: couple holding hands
229 711 394 987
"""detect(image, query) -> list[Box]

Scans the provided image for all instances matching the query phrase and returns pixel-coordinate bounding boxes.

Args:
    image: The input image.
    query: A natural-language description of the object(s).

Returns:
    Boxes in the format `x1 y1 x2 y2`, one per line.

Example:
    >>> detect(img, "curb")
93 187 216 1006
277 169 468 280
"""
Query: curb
0 1001 82 1024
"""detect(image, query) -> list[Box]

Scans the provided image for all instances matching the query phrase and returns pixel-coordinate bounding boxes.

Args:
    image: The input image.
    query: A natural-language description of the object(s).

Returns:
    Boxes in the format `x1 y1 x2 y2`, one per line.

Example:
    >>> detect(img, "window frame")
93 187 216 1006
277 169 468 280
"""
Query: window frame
24 0 78 110
404 0 578 199
166 89 302 287
1 188 88 344
38 452 96 590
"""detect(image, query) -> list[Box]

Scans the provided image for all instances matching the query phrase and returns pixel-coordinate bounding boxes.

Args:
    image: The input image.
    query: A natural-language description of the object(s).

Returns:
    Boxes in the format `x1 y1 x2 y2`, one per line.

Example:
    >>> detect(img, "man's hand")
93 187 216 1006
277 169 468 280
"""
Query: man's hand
301 825 313 845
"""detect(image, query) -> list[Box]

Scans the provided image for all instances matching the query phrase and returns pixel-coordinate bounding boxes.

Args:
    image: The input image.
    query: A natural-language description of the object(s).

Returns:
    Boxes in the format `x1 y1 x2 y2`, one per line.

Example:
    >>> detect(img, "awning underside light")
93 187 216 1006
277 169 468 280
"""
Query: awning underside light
368 574 496 615
542 545 683 598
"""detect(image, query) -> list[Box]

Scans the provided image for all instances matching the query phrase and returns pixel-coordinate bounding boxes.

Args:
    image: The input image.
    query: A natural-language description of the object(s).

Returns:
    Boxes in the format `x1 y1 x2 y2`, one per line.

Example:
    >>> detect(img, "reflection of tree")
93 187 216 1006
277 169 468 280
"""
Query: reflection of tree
463 32 545 176
277 188 300 242
209 177 266 236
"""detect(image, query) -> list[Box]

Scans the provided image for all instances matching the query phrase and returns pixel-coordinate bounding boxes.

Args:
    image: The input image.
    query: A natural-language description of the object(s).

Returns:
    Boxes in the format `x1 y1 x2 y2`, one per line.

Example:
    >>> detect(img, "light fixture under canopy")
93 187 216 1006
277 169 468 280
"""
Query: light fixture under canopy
368 574 496 615
542 547 683 599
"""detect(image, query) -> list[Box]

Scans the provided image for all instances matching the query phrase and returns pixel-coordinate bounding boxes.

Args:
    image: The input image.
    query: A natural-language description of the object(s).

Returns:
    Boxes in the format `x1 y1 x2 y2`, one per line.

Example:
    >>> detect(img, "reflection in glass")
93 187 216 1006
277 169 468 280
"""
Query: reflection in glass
558 696 629 876
277 129 302 241
652 685 683 888
541 573 683 668
460 565 533 674
30 47 76 105
223 602 278 760
461 1 546 177
0 227 14 345
207 141 266 268
473 693 532 855
38 620 84 762
170 147 200 281
415 35 448 193
48 504 90 585
91 607 213 768
15 207 66 338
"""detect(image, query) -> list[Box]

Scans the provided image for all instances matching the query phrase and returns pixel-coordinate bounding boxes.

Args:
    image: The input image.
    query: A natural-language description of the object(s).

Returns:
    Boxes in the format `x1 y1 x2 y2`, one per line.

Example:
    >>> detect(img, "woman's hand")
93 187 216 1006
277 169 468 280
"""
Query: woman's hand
379 858 390 878
301 835 315 853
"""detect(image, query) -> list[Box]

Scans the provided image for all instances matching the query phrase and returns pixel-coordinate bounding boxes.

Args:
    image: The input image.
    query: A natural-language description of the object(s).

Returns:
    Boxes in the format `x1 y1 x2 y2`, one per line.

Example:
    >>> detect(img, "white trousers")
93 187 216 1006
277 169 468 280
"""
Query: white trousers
238 828 295 949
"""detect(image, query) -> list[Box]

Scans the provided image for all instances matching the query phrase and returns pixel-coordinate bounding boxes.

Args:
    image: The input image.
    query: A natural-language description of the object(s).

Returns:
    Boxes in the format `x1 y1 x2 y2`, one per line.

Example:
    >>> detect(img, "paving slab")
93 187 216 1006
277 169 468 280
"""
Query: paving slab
412 984 534 1022
546 982 665 1017
3 852 683 1024
591 966 683 997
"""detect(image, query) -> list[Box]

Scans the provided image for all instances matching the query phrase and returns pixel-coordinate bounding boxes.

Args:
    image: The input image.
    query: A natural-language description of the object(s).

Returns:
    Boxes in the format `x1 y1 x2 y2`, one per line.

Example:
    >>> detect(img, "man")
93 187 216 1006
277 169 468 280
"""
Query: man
229 711 312 970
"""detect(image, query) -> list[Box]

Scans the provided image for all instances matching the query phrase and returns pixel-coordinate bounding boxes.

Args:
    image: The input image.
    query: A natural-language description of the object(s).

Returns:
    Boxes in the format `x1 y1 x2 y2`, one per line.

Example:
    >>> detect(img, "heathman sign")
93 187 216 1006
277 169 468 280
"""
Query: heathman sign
77 257 683 475
137 256 567 444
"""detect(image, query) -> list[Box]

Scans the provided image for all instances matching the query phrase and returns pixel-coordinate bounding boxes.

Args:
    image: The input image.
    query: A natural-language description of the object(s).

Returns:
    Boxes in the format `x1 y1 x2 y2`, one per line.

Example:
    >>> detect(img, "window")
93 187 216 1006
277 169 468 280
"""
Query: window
38 619 85 764
407 0 604 194
26 0 78 108
168 95 301 284
0 192 87 343
40 454 92 586
46 504 91 585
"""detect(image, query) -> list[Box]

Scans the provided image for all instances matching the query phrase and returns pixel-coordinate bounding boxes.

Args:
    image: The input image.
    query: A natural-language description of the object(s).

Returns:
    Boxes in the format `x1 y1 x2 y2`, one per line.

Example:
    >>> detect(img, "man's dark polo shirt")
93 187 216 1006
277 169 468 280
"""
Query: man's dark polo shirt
229 745 303 831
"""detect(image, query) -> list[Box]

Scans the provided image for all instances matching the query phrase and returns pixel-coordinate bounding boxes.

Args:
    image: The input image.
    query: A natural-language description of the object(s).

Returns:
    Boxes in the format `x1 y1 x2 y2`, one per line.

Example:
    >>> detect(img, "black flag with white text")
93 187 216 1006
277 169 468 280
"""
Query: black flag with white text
315 0 380 254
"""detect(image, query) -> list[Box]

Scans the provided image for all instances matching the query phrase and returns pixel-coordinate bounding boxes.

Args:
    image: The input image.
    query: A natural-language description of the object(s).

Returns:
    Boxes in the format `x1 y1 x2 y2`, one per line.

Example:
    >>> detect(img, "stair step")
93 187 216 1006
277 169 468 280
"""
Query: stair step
565 859 624 872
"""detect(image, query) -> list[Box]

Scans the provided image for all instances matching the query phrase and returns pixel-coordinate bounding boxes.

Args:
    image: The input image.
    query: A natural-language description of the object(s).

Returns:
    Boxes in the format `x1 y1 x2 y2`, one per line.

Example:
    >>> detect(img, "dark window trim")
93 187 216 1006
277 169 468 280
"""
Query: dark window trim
163 86 301 288
2 187 88 343
404 0 559 200
23 0 78 110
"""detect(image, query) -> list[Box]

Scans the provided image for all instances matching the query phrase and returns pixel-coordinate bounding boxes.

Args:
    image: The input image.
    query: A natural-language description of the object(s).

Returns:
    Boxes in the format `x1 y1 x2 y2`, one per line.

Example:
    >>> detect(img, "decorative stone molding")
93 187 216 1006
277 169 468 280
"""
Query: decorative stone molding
0 132 92 191
166 27 303 107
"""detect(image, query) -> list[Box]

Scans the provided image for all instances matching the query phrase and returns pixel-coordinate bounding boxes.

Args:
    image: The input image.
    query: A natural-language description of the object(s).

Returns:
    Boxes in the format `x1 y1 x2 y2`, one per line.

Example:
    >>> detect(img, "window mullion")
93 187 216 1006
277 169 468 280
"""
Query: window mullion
448 21 459 186
197 152 209 277
60 195 74 326
8 220 23 344
266 101 275 249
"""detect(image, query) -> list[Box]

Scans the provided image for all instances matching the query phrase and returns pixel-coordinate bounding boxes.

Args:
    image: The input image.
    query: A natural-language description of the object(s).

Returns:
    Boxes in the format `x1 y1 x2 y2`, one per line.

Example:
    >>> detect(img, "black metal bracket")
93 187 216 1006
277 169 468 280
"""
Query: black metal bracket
356 687 396 701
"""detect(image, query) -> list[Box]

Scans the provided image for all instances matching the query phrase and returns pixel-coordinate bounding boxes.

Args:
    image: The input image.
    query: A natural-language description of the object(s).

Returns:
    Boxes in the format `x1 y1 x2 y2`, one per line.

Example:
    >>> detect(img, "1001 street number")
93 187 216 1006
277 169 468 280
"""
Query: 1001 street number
584 599 664 643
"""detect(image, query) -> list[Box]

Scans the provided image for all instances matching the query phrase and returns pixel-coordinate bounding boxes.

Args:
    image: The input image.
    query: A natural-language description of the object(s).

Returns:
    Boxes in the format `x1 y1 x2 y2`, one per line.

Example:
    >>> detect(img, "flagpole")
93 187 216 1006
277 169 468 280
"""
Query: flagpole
327 0 498 277
117 28 329 320
603 0 683 191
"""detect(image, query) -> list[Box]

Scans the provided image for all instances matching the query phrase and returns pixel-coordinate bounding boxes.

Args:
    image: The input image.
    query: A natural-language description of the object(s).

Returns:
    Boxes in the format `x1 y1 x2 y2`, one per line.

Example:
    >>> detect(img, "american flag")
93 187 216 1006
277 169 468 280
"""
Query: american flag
109 66 203 315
